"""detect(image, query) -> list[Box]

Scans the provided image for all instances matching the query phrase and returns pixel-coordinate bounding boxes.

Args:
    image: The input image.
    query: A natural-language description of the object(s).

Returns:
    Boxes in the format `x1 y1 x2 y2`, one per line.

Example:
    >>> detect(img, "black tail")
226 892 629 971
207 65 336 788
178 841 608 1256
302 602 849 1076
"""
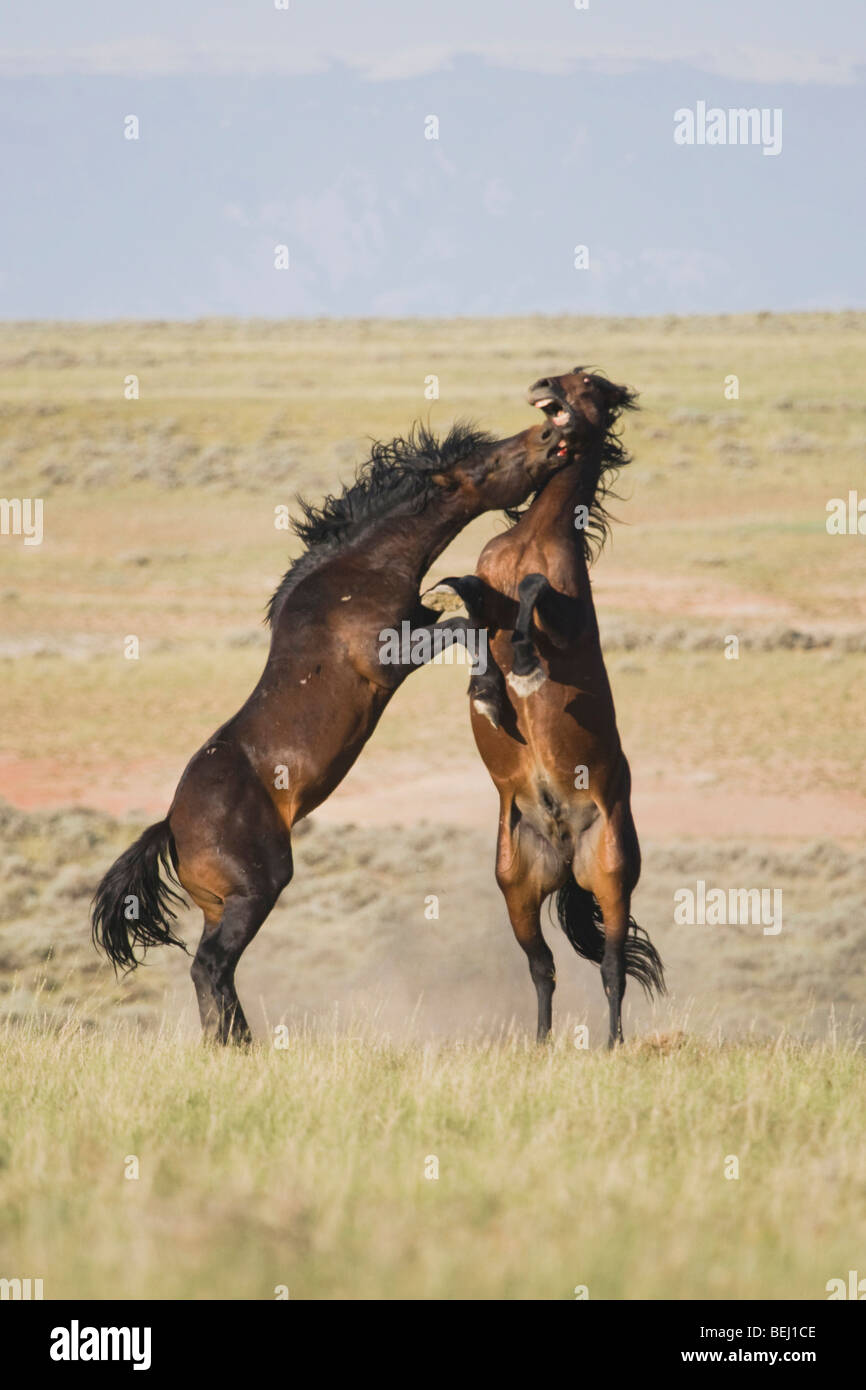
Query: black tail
554 875 666 998
91 820 188 972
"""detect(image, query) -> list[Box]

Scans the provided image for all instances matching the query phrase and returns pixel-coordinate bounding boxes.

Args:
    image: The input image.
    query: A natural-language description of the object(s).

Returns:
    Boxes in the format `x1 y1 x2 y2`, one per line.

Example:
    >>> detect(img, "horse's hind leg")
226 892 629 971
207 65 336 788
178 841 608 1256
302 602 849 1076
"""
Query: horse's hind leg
597 895 629 1049
172 742 296 1044
496 810 564 1041
587 813 640 1049
501 878 555 1041
191 885 286 1045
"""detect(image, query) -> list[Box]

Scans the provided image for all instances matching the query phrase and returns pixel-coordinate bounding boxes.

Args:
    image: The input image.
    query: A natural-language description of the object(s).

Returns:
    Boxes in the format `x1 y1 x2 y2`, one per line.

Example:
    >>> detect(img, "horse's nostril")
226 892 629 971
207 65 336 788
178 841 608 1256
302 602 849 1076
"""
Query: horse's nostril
540 427 551 440
537 379 552 389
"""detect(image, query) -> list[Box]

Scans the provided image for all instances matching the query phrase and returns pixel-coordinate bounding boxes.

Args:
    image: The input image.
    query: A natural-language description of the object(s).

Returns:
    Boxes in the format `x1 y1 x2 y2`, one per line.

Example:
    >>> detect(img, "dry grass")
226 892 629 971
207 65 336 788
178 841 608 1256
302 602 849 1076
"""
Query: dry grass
0 1011 862 1300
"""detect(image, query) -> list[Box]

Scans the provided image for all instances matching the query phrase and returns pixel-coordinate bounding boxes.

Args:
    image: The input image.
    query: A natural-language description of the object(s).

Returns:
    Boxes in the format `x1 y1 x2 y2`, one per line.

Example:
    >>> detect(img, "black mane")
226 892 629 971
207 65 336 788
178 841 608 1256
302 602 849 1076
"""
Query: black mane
505 372 638 560
266 420 493 626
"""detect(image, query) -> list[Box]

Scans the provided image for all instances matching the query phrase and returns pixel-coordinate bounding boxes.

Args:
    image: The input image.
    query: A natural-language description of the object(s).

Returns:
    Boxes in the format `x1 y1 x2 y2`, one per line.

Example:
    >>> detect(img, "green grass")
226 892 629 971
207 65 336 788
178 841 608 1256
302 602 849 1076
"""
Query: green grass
0 1013 862 1300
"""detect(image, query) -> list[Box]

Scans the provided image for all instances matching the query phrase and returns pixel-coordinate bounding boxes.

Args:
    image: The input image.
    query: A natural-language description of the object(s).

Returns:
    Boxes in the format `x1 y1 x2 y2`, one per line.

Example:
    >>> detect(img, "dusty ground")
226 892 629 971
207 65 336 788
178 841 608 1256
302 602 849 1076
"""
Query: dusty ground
2 800 864 1046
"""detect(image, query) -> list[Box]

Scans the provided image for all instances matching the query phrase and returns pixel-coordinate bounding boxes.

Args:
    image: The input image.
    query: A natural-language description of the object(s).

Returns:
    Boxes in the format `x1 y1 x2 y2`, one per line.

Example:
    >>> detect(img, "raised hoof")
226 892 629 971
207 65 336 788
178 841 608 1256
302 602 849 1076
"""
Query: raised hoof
420 583 467 617
506 665 546 697
471 695 500 729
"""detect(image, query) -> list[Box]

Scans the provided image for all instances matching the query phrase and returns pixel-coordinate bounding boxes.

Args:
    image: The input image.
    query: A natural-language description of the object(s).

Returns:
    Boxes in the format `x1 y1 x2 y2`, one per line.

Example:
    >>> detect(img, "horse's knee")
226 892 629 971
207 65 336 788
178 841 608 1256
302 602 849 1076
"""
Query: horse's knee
517 572 548 603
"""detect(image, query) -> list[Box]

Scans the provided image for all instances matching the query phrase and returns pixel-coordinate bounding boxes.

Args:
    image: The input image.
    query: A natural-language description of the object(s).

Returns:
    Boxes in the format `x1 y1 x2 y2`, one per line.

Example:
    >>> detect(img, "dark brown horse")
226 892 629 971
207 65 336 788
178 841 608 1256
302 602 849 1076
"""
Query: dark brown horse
427 370 665 1046
92 413 575 1043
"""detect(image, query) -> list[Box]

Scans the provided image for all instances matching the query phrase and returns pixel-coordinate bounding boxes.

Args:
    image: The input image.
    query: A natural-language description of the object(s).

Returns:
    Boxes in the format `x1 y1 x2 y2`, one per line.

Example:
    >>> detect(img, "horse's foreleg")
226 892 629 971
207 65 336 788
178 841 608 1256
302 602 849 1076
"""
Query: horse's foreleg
466 655 506 729
394 596 507 727
507 573 551 695
421 577 506 727
508 574 586 696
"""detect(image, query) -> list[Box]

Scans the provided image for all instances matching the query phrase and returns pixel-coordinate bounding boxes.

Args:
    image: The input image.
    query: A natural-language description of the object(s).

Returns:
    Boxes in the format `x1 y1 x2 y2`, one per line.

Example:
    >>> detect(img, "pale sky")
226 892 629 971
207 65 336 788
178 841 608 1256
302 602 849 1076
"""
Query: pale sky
1 1 864 316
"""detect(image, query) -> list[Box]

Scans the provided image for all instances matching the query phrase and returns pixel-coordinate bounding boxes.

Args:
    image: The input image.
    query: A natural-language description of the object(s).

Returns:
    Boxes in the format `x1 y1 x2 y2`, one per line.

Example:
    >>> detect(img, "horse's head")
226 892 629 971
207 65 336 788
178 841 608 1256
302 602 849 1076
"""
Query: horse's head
523 368 639 552
527 368 638 442
439 416 577 512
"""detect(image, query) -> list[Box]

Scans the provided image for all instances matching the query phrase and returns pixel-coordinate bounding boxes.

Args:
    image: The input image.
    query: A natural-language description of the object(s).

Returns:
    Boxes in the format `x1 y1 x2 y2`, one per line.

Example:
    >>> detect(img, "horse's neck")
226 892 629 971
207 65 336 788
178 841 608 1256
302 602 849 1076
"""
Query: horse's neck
362 495 477 581
521 457 596 548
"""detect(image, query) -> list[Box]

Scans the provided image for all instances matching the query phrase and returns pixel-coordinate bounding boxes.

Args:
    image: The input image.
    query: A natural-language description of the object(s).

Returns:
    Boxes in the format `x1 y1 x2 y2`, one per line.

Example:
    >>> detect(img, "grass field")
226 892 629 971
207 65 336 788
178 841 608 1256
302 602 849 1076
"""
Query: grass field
0 312 864 1299
1 1016 863 1301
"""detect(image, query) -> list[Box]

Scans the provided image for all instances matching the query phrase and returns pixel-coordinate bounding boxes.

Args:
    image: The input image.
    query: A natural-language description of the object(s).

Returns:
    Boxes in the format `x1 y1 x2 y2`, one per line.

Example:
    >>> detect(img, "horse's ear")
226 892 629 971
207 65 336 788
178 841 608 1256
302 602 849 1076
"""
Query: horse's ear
429 470 459 491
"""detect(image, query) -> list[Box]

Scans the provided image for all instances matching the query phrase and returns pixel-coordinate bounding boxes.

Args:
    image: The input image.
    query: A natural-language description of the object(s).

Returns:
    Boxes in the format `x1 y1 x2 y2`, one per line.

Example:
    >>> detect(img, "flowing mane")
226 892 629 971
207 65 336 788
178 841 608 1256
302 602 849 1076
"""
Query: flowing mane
266 420 493 625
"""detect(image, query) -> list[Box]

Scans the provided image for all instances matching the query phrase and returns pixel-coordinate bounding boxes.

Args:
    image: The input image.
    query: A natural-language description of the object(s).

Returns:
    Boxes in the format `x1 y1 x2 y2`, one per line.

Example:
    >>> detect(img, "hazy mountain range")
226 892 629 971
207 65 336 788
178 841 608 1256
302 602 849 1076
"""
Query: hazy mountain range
1 1 863 317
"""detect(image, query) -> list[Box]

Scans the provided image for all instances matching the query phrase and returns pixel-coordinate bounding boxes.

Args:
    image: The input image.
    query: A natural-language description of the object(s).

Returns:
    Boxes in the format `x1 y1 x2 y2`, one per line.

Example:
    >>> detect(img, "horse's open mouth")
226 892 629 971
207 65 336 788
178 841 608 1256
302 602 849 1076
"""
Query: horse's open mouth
527 380 576 433
543 428 572 460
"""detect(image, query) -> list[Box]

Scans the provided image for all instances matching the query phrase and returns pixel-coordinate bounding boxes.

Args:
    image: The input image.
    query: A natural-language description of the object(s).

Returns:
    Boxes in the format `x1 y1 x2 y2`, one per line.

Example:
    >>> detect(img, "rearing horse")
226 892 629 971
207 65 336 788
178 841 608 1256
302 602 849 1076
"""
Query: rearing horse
428 370 665 1046
92 413 574 1043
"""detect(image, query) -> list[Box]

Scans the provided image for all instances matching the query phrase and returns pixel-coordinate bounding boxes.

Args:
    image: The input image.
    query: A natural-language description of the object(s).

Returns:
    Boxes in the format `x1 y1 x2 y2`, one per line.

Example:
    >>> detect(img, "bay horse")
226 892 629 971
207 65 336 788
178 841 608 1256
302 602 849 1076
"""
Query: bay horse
92 412 575 1043
427 370 665 1047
